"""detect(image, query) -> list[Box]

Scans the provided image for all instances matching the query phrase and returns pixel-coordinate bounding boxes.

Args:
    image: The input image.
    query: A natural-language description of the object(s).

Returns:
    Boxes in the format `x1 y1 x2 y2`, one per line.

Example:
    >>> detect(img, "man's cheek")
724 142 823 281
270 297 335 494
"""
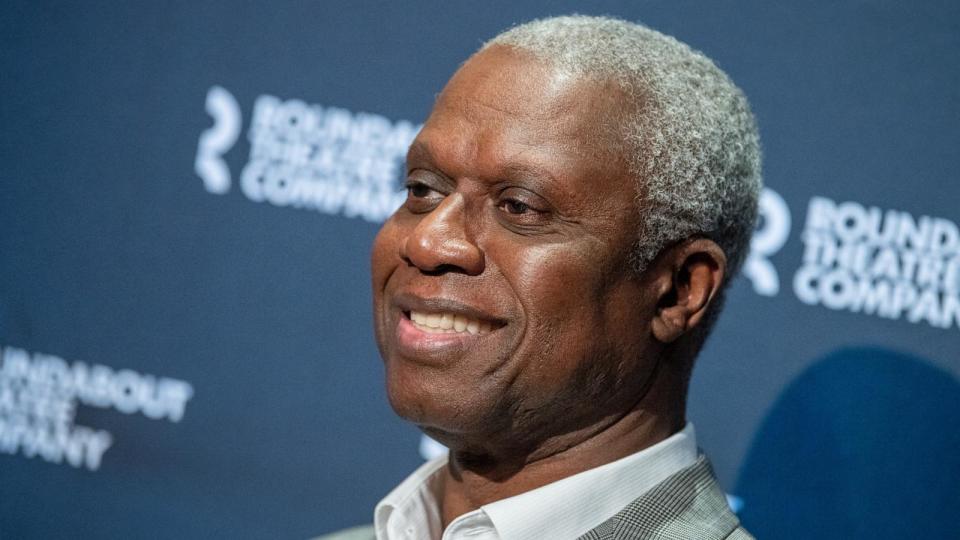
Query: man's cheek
522 264 598 313
371 222 402 284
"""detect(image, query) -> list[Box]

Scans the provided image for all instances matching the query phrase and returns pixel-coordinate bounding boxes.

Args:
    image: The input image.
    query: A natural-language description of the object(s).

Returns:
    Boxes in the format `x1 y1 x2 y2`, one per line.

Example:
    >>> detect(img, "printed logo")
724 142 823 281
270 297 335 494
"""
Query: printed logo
744 188 792 296
0 345 194 471
195 85 420 222
793 197 960 330
195 86 242 194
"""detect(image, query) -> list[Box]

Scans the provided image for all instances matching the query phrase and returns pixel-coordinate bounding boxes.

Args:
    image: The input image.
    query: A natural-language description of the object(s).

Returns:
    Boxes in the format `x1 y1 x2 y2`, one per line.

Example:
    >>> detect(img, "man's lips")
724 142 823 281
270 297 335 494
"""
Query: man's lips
392 292 506 326
407 310 495 335
395 315 497 359
390 293 506 359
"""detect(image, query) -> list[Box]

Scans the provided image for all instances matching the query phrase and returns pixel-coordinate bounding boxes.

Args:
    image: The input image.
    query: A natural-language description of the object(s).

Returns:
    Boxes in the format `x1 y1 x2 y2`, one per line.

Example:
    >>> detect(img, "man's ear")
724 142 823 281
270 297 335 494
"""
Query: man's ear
650 238 727 344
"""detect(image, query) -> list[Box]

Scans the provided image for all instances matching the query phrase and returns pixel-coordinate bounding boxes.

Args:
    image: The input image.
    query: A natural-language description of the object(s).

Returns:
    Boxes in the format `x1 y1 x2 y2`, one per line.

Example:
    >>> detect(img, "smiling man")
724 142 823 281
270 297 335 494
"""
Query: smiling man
323 15 759 540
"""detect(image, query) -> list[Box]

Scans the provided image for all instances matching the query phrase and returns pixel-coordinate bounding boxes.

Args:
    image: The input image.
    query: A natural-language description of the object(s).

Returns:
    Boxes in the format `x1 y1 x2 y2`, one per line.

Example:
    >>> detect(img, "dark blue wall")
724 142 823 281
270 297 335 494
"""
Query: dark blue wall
2 2 958 538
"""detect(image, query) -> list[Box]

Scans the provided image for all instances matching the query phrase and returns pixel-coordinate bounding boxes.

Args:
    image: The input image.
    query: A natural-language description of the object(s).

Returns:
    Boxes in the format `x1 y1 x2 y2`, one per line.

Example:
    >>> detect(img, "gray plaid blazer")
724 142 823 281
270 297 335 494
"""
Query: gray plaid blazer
317 455 753 540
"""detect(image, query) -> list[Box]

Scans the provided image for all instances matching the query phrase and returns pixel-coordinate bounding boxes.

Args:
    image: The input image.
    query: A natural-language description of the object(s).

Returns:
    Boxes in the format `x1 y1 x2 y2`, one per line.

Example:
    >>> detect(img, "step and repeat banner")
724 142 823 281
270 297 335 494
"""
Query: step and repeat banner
2 2 958 538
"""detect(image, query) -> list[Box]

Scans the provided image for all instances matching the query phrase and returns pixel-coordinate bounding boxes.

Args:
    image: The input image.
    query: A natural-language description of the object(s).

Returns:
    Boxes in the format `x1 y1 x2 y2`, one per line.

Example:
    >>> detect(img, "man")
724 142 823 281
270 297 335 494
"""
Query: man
324 14 759 540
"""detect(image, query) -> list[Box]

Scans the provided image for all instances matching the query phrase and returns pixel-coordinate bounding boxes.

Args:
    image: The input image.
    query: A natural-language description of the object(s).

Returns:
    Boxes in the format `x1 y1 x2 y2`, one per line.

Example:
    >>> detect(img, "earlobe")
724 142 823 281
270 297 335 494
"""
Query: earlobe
651 239 727 344
651 305 686 343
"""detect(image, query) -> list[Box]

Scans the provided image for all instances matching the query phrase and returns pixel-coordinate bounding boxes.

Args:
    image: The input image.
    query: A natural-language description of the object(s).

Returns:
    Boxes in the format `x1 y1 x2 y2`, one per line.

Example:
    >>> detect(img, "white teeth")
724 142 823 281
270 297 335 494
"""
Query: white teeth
439 313 454 330
409 310 495 335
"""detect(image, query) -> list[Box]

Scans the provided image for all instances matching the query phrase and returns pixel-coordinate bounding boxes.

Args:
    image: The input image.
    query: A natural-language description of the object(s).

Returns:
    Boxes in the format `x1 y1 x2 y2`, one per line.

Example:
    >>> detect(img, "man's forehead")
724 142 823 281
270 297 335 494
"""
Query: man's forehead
436 48 574 119
420 47 629 161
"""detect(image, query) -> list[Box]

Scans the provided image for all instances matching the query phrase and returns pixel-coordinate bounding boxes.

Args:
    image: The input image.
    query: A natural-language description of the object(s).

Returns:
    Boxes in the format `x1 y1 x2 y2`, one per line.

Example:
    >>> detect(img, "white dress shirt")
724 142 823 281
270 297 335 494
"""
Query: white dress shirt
374 423 698 540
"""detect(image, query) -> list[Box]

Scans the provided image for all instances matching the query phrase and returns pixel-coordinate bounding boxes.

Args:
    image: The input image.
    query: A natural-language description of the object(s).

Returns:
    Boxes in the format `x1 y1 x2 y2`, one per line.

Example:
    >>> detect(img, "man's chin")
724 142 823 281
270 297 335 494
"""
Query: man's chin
387 384 500 445
387 391 474 435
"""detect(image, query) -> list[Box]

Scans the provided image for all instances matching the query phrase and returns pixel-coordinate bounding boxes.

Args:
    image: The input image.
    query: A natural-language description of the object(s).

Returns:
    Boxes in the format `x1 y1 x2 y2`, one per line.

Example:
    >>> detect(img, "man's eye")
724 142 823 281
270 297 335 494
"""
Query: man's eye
408 183 434 198
403 180 444 213
501 199 531 215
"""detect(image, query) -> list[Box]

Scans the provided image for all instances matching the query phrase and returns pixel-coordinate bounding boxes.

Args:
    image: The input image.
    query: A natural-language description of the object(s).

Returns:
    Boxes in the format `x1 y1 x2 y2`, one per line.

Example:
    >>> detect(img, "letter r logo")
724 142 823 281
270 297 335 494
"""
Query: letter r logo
744 188 792 296
195 86 242 194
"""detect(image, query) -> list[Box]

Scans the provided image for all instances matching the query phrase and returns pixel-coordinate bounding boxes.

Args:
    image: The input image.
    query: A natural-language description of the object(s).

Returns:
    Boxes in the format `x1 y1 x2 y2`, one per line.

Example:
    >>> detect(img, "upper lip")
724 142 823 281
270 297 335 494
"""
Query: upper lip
392 292 506 324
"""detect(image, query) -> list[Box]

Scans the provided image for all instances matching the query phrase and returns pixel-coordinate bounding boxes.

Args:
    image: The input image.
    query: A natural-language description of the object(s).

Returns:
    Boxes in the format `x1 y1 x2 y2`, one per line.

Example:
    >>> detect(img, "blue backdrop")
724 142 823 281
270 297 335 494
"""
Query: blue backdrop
2 1 958 538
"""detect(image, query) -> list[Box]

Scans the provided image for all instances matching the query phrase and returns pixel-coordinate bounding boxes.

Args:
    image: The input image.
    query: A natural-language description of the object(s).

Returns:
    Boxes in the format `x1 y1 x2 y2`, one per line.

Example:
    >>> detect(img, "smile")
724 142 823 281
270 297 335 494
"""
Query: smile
389 294 507 360
408 310 494 335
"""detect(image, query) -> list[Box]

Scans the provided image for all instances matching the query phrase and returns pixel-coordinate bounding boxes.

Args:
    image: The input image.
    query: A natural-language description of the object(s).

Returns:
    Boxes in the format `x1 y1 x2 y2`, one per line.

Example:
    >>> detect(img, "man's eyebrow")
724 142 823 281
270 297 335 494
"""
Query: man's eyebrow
405 140 435 168
406 140 567 198
501 161 559 186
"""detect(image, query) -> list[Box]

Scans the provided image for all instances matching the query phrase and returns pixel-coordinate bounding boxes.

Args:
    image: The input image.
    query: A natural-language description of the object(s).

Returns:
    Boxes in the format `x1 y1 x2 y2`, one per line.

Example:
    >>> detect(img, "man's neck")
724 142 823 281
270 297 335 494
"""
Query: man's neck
438 407 681 527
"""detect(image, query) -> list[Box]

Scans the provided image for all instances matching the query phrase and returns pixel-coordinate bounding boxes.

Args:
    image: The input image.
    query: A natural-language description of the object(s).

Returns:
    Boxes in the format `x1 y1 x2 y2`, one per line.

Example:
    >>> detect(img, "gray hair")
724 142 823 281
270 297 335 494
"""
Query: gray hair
484 15 761 279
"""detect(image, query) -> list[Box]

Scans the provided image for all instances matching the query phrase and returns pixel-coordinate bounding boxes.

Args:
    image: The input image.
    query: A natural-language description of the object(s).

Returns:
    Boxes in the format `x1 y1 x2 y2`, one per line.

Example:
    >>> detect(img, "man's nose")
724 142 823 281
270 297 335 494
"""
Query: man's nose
399 194 485 275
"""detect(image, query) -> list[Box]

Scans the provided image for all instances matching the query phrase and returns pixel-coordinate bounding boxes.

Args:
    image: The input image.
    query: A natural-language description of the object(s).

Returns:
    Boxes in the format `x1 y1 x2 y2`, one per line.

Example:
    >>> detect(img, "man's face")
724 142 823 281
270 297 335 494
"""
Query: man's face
371 46 662 452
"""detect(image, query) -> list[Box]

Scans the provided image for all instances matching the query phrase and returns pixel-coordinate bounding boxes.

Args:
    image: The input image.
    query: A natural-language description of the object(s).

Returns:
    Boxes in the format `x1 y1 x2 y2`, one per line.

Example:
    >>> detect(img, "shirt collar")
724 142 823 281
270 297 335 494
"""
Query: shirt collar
482 422 697 540
374 423 697 540
374 456 447 540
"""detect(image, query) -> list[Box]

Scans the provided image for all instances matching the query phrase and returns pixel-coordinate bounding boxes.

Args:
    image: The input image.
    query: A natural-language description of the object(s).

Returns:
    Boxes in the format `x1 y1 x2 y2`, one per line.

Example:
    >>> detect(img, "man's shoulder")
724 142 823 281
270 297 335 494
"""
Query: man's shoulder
312 524 375 540
579 454 754 540
311 456 752 540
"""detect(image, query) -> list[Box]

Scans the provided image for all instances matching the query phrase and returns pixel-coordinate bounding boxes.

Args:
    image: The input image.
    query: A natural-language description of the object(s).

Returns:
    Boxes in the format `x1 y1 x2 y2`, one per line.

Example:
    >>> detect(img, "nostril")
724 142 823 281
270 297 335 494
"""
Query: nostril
421 264 460 276
398 212 484 275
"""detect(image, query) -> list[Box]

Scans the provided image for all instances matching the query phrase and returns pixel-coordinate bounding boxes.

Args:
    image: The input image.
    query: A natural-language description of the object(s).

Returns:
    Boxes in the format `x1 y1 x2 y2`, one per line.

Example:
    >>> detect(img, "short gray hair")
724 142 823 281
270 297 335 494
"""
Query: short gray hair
484 15 761 278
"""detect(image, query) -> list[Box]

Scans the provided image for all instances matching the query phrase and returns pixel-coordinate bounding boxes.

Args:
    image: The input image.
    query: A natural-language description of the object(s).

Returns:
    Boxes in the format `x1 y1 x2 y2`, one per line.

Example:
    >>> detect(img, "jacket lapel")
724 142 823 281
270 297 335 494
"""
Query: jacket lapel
577 455 743 540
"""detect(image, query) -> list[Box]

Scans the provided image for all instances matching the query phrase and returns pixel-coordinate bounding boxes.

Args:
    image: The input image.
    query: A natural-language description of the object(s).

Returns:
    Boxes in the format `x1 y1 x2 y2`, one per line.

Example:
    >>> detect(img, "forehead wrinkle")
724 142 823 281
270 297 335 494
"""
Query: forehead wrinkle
460 93 543 120
470 82 582 126
440 65 574 123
